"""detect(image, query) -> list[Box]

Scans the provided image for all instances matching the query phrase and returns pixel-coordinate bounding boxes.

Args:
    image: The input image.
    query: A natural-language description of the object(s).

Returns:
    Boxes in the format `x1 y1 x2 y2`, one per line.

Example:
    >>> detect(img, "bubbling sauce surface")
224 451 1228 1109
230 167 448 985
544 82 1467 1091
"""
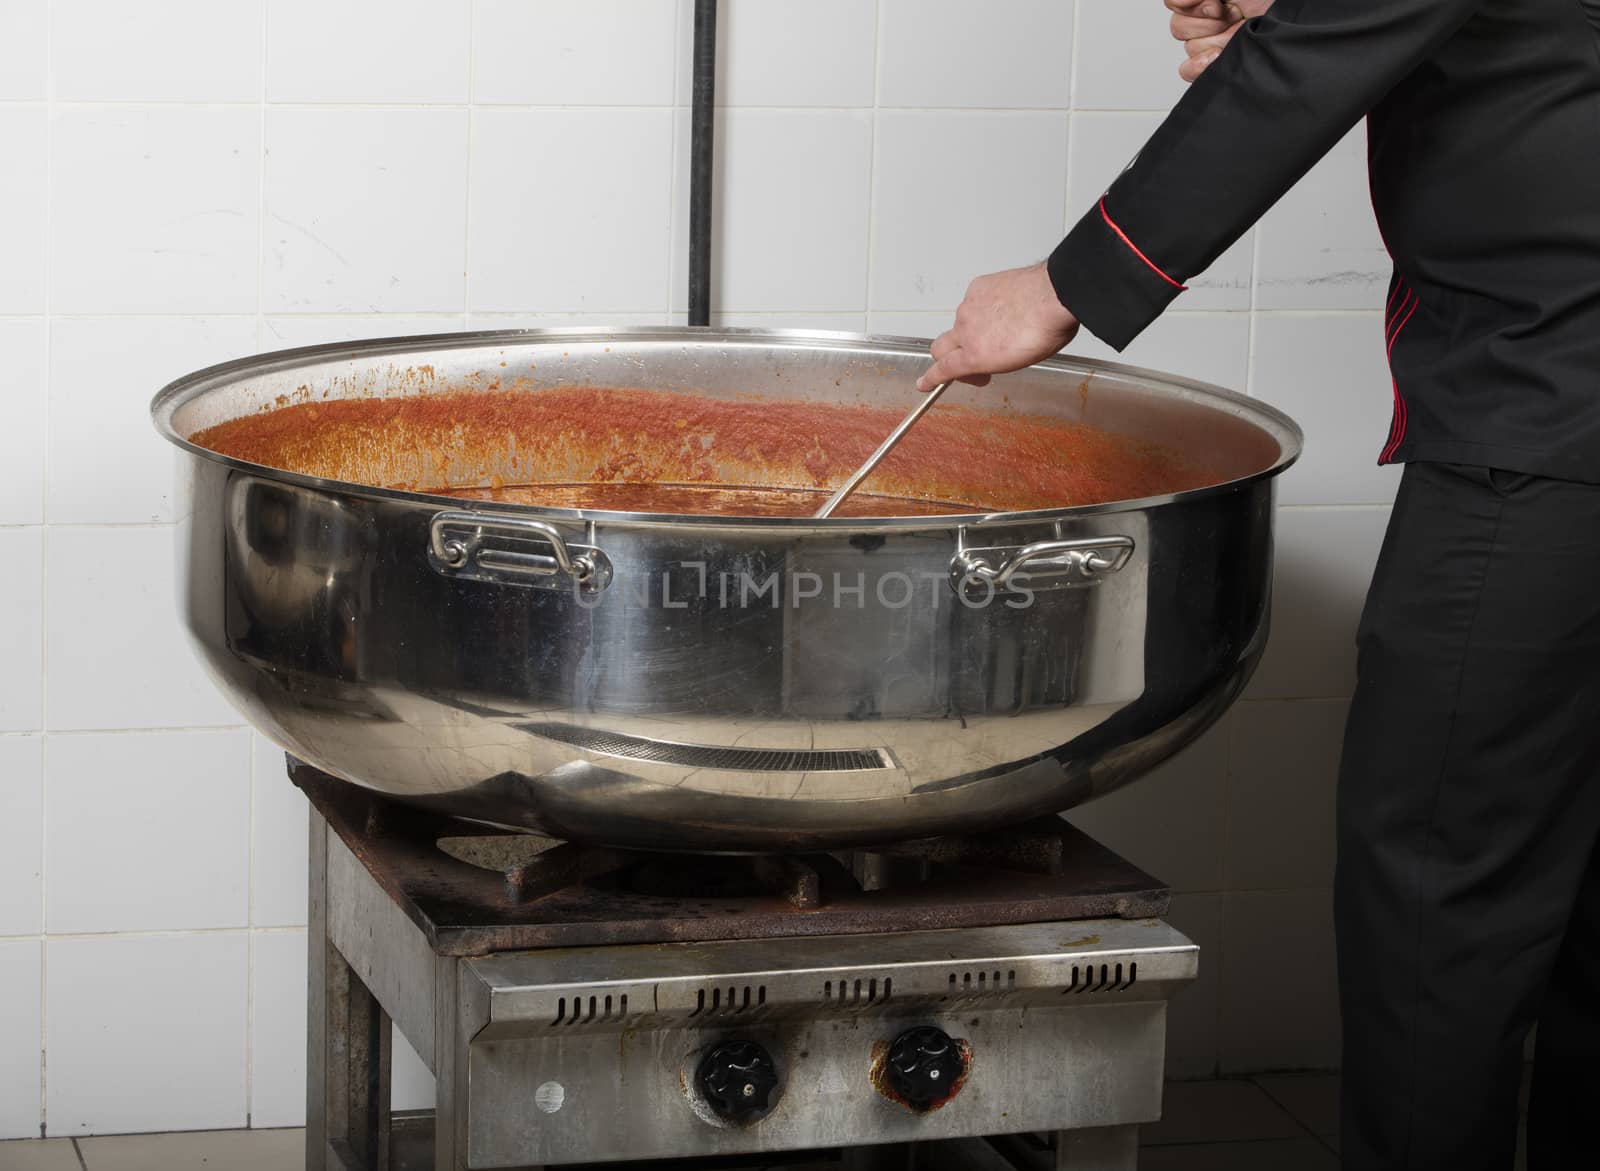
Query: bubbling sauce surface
432 482 972 518
192 385 1217 517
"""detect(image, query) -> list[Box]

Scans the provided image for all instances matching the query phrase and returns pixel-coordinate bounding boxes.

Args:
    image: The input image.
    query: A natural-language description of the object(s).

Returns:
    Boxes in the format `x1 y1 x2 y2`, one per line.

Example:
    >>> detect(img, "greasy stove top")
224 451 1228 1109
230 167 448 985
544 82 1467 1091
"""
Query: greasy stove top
293 760 1168 958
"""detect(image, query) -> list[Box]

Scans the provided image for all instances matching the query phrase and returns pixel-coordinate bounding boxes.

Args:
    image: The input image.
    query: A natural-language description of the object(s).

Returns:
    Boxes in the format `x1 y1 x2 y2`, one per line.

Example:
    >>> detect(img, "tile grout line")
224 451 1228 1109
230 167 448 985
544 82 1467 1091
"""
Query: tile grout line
254 0 269 354
246 744 257 1131
862 0 883 326
1068 0 1084 128
1143 1134 1335 1150
1221 702 1239 902
1211 877 1230 1079
1252 1074 1341 1153
33 725 250 739
462 0 477 322
664 0 684 320
13 926 282 944
1060 0 1081 248
38 0 55 1139
1245 159 1263 410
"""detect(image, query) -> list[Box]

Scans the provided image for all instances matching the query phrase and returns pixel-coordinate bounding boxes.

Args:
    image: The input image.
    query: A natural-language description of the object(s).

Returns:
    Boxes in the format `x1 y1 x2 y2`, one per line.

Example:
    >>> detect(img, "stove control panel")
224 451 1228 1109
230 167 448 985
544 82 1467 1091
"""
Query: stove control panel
695 1039 779 1121
460 919 1198 1166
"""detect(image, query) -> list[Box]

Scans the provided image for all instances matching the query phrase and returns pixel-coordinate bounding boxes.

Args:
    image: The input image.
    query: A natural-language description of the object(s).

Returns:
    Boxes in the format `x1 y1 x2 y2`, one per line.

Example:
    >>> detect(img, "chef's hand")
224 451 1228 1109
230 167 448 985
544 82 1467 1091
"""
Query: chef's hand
918 263 1080 391
1167 0 1274 82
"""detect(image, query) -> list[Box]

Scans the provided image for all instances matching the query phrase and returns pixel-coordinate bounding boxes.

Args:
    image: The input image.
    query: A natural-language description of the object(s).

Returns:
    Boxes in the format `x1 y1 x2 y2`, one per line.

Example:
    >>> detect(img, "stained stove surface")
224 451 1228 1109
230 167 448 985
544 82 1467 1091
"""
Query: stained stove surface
295 762 1170 955
297 761 1196 1170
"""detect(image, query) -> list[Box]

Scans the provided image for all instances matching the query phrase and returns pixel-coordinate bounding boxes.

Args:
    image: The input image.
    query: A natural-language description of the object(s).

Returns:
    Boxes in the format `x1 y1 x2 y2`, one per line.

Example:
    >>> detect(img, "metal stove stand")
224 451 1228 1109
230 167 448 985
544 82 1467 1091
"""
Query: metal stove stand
298 764 1197 1171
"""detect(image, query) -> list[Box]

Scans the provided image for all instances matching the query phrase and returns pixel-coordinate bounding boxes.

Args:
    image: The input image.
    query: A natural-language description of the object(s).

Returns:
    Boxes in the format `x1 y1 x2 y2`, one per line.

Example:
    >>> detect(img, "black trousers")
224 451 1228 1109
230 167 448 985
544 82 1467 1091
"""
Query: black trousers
1337 462 1600 1169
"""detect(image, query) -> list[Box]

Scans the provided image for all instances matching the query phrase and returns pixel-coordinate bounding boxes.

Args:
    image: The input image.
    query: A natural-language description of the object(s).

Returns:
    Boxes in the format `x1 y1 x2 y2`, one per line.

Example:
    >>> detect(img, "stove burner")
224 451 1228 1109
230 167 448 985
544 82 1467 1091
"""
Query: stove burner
292 760 1169 956
619 855 819 905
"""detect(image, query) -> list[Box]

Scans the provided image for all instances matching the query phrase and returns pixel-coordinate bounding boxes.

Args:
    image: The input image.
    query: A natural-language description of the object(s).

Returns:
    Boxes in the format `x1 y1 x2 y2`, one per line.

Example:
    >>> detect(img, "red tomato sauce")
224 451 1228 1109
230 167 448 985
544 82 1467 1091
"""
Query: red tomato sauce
193 386 1216 517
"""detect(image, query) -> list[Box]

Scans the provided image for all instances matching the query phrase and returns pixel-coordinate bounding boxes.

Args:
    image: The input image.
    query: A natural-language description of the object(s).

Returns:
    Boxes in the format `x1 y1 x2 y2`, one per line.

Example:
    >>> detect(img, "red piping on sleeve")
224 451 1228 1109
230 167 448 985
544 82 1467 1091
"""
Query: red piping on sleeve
1381 377 1408 463
1381 290 1419 462
1386 280 1405 317
1387 292 1416 345
1099 198 1187 291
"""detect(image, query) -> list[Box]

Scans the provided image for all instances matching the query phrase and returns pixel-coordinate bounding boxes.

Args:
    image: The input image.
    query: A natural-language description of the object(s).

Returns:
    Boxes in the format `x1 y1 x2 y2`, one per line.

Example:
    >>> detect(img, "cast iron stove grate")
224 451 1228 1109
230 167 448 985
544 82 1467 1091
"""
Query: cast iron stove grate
292 759 1169 958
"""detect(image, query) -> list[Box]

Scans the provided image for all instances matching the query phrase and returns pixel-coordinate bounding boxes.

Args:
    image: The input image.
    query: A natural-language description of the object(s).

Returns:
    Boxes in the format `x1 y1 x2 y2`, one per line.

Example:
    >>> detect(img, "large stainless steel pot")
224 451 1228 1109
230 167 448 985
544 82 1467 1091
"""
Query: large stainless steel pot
153 328 1300 852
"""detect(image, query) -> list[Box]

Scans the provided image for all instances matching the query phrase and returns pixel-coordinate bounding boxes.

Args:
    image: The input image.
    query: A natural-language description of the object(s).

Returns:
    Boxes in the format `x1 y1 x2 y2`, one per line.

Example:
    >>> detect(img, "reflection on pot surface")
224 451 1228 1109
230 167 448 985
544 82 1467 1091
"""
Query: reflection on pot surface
155 329 1298 851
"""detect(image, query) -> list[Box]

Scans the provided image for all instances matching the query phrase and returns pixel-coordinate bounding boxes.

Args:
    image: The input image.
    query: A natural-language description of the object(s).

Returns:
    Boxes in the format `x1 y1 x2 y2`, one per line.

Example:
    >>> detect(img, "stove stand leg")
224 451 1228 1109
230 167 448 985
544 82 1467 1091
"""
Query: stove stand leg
307 807 395 1171
1052 1125 1139 1170
308 808 333 1171
331 977 392 1171
432 958 465 1171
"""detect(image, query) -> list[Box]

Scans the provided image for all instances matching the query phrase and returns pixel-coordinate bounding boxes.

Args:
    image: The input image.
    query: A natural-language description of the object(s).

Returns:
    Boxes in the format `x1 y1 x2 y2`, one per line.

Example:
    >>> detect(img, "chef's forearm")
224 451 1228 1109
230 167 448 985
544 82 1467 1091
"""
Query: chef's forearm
1052 0 1486 349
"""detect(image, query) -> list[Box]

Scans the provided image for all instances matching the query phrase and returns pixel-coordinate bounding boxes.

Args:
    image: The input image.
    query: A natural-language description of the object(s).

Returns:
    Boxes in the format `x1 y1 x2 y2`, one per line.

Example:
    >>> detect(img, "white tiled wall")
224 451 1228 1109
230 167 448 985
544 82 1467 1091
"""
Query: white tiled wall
248 929 308 1130
0 940 43 1138
45 933 250 1134
0 0 1391 1136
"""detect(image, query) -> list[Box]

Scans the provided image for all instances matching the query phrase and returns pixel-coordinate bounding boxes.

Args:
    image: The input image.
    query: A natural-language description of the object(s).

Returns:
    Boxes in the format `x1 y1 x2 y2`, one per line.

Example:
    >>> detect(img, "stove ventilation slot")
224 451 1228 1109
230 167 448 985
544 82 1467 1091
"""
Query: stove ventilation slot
1063 962 1137 994
551 992 629 1027
945 969 1017 999
519 722 895 773
689 984 767 1018
823 977 891 1007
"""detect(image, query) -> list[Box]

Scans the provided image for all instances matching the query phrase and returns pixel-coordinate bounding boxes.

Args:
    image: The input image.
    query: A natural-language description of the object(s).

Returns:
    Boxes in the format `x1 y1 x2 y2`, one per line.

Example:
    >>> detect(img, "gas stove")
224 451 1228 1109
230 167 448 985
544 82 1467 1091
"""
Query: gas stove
296 761 1196 1170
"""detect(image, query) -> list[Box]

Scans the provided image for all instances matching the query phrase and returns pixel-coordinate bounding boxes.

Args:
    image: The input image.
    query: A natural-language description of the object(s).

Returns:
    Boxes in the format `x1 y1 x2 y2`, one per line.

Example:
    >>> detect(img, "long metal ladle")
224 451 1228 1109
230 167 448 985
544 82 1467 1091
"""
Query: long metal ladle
813 381 954 518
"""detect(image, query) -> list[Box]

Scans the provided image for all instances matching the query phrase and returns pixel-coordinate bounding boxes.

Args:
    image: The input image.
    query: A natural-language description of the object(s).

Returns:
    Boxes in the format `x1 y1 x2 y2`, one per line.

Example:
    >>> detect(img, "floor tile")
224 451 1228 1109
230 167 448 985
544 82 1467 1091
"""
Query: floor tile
0 1138 80 1171
77 1128 301 1170
1139 1138 1340 1170
1255 1071 1339 1136
1143 1079 1305 1146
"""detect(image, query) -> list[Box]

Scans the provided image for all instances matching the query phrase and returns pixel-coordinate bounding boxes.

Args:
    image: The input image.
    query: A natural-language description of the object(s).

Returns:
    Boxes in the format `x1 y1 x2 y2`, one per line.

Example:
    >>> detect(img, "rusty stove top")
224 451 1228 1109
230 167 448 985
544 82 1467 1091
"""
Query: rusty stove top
293 761 1169 958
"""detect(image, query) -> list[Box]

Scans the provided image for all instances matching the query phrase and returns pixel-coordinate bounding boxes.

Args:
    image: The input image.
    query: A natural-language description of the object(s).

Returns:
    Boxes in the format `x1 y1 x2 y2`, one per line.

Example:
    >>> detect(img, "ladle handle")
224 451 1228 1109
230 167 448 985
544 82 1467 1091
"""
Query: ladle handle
813 381 953 519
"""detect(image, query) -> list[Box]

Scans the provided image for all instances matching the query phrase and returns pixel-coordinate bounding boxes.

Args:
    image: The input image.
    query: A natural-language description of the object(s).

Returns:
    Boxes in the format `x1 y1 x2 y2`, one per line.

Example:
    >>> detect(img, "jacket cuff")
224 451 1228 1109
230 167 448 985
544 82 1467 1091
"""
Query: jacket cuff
1048 198 1187 351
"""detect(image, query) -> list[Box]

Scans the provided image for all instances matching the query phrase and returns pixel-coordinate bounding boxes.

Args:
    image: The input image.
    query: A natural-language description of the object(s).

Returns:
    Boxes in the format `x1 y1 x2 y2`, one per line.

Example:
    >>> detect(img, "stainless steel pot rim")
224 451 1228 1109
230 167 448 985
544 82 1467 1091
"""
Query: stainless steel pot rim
150 326 1303 533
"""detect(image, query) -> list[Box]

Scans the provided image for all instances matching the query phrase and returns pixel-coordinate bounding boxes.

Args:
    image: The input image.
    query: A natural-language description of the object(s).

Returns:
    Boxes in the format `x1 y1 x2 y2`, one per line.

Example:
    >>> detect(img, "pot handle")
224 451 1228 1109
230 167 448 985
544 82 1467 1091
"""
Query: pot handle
428 511 613 594
950 535 1134 597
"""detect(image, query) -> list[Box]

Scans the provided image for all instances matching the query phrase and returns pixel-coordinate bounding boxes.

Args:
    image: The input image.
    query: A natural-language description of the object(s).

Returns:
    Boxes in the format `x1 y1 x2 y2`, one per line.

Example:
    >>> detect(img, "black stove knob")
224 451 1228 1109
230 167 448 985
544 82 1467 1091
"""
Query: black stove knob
696 1040 779 1121
886 1026 966 1109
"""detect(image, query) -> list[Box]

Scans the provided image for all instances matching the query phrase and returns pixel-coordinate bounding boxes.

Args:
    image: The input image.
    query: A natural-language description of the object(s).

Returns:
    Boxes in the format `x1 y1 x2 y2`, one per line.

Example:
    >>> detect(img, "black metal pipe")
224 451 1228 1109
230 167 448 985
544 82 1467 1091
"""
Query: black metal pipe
688 0 717 327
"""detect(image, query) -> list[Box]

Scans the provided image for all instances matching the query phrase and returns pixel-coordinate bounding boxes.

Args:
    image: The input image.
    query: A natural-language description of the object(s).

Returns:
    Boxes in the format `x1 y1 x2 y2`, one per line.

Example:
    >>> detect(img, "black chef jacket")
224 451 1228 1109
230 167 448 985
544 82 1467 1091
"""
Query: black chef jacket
1049 0 1600 482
